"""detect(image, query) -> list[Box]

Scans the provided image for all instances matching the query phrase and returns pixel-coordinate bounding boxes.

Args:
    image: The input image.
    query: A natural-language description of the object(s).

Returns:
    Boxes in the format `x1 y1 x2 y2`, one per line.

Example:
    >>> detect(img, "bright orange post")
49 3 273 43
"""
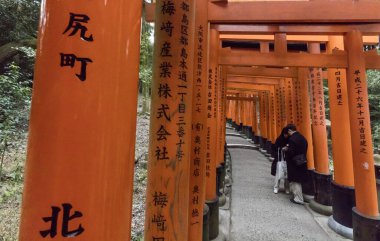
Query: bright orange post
326 36 356 232
144 1 195 240
327 36 354 187
280 78 287 127
275 85 283 137
308 43 330 175
298 68 315 170
344 30 378 217
252 95 258 138
188 0 208 239
270 87 277 145
292 77 301 127
206 28 220 239
285 78 295 124
19 1 142 240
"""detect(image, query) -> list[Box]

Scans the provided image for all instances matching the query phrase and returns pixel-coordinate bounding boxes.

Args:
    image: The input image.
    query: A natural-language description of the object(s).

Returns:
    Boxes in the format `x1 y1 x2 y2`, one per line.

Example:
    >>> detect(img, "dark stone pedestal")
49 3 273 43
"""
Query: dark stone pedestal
216 165 224 196
327 182 355 239
332 182 355 228
238 123 243 132
206 197 219 240
310 171 333 215
247 126 253 139
260 137 267 149
352 207 380 241
302 169 315 200
203 204 210 241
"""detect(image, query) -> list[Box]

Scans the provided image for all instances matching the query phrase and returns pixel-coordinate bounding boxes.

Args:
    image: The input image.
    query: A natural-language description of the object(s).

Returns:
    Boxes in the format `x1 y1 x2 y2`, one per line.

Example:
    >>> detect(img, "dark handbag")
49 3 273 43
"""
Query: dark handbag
292 154 307 166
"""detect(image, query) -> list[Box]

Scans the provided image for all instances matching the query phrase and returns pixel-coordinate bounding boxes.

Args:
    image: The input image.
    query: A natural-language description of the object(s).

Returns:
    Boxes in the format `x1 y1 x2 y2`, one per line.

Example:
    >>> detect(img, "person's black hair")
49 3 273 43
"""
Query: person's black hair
285 123 297 132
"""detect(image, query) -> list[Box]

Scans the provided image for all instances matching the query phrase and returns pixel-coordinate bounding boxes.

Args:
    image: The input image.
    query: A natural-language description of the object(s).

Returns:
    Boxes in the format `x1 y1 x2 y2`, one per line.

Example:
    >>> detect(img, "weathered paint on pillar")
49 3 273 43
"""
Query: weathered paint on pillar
188 0 207 238
280 79 287 127
327 36 354 187
240 94 246 126
275 85 282 137
298 68 315 169
252 96 258 135
285 78 295 124
270 87 277 142
217 66 227 165
18 2 142 240
206 28 219 201
144 1 195 240
235 95 240 125
309 43 329 174
344 30 378 216
292 77 301 127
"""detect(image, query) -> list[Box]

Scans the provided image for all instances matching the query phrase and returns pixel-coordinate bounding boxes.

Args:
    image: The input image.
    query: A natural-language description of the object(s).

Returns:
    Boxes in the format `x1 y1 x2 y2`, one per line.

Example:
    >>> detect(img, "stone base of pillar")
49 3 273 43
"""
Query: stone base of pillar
302 169 315 197
203 204 210 241
247 126 253 139
310 198 333 216
218 193 226 207
260 137 267 149
217 165 224 196
206 197 219 240
352 207 380 241
232 121 237 130
238 123 243 132
253 135 260 145
332 181 355 228
328 216 353 240
309 171 333 216
226 118 232 125
264 140 272 155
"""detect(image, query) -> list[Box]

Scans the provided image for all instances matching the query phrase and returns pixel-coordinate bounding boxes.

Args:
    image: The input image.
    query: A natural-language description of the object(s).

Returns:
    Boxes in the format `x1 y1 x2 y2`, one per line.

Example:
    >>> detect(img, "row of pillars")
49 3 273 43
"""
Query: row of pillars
17 0 379 241
226 37 379 240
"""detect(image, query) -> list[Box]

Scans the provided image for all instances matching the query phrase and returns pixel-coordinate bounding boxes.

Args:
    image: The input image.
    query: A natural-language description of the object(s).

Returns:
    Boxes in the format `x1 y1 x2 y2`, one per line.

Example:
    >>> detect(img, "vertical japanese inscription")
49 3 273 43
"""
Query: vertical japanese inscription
353 70 367 154
190 24 204 226
60 13 93 81
147 1 193 240
310 68 325 127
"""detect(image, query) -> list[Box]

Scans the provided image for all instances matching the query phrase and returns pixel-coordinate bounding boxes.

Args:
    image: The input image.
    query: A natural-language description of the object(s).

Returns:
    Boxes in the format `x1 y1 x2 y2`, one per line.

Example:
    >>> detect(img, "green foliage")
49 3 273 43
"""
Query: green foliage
367 69 380 148
139 14 153 85
0 0 40 45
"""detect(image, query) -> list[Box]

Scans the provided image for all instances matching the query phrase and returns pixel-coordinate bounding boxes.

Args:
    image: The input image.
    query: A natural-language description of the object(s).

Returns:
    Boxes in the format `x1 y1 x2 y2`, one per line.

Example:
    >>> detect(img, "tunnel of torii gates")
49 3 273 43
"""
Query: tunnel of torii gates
15 0 380 241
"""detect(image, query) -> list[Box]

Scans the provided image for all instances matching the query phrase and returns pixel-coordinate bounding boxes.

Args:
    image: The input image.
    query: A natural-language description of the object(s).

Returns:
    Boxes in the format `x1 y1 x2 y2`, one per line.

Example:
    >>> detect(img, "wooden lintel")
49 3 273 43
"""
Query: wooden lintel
220 49 380 69
212 23 380 35
145 2 380 24
227 76 280 85
208 1 380 23
227 96 256 101
220 49 348 68
227 66 297 78
227 82 274 91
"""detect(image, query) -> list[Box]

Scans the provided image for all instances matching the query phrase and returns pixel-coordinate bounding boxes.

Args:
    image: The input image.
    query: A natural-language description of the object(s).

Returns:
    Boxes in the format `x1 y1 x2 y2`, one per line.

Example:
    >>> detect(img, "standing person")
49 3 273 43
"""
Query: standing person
283 124 308 204
272 127 290 194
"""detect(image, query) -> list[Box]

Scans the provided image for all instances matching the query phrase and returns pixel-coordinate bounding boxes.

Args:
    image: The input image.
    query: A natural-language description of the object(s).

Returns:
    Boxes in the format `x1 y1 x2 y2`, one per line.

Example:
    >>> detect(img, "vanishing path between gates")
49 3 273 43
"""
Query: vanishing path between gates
226 133 348 241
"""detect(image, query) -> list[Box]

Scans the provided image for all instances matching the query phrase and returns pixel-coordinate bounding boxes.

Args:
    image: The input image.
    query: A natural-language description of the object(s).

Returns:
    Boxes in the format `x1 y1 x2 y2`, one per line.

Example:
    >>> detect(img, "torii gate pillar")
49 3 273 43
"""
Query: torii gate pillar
344 30 380 241
19 1 142 240
308 43 333 216
326 36 356 239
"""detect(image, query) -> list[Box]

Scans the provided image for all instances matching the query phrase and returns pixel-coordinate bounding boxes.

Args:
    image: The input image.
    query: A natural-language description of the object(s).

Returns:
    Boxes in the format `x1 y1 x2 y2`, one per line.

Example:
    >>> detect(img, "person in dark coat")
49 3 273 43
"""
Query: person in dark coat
282 124 308 204
272 128 290 194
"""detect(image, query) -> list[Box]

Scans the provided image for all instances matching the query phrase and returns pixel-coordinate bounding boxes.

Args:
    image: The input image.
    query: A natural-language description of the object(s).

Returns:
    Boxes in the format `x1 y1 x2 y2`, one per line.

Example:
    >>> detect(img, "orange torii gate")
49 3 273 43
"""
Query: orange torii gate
18 1 380 241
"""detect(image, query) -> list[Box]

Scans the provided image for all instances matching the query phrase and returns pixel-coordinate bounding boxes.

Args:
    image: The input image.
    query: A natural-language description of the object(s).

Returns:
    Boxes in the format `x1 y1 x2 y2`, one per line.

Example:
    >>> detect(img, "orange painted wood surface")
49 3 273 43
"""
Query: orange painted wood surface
144 1 195 240
19 1 142 240
344 30 378 217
